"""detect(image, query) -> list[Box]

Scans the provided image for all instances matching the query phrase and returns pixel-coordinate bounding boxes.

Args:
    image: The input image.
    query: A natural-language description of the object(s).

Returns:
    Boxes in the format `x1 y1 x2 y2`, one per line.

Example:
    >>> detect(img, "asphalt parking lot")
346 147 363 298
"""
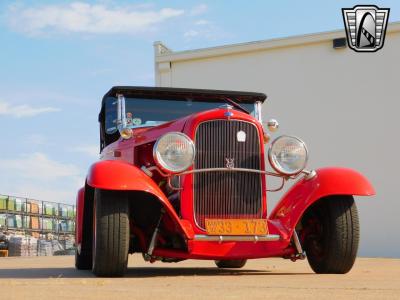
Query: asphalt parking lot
0 256 399 299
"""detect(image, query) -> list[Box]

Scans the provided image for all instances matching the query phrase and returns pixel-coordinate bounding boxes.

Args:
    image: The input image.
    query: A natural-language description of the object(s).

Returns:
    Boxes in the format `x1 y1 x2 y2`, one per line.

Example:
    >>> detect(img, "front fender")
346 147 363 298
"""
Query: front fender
87 160 162 192
86 160 194 239
269 167 375 236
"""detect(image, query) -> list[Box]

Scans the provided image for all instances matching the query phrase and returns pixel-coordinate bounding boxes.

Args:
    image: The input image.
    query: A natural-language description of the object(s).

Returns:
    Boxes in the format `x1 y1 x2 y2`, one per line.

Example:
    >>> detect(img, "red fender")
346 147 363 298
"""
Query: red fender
85 160 194 239
269 167 375 237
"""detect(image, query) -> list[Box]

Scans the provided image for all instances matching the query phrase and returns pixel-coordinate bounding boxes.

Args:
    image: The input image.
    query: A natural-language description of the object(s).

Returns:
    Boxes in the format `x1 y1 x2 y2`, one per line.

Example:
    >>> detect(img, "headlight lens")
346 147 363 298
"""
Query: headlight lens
153 132 195 173
268 135 308 175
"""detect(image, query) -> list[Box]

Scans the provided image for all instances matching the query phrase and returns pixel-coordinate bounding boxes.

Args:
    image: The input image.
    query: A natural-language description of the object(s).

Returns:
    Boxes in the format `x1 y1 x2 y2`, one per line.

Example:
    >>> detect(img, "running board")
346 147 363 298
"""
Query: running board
194 234 281 243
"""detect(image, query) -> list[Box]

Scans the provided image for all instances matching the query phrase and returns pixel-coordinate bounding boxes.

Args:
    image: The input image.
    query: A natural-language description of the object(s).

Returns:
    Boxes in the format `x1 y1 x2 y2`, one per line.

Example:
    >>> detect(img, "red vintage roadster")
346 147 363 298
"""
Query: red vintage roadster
75 86 374 277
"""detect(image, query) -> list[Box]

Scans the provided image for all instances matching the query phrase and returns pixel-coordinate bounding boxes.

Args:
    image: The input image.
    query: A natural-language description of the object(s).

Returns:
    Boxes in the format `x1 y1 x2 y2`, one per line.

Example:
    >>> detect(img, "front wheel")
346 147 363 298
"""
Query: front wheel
215 259 247 268
301 195 359 274
92 189 130 277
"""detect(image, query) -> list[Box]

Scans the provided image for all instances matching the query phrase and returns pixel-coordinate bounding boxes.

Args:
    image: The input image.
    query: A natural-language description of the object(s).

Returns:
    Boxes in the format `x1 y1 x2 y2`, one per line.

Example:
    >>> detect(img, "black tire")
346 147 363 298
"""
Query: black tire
75 248 92 270
302 195 359 274
75 190 94 270
215 259 247 268
92 189 130 277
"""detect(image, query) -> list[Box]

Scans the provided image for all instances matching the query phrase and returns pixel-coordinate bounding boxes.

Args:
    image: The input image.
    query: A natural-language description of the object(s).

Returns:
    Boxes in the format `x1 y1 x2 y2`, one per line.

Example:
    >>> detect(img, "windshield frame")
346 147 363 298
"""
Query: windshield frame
104 96 259 134
99 86 267 150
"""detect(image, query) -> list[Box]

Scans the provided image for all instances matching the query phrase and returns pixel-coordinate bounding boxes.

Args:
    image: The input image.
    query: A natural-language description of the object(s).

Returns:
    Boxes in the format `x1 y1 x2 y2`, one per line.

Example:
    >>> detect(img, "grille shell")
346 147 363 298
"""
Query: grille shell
193 120 263 230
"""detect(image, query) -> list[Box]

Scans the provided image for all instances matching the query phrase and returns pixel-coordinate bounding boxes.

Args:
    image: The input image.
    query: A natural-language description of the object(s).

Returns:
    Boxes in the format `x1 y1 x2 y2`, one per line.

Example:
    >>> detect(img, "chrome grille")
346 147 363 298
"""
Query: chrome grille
193 120 263 229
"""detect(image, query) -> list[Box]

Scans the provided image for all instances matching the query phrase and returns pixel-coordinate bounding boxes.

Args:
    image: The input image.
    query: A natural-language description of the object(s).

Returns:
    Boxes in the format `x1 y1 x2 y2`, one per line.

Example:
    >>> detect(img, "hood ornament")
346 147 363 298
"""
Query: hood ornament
220 104 234 118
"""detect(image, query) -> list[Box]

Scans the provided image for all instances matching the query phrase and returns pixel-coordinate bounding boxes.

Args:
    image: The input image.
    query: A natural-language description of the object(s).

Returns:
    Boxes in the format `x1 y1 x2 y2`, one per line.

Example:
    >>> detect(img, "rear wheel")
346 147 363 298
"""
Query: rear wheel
75 191 94 270
215 259 247 269
92 189 130 277
75 247 92 270
301 195 359 274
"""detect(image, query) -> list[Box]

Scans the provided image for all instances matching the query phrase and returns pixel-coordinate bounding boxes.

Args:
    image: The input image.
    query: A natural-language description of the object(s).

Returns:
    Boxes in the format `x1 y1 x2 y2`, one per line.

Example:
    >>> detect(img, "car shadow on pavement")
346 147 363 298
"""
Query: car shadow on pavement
125 267 313 278
0 268 95 278
0 267 312 279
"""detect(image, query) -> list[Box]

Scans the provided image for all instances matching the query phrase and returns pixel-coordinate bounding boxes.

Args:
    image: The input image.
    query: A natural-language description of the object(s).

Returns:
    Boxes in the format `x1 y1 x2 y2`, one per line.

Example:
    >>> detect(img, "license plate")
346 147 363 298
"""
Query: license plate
205 219 268 236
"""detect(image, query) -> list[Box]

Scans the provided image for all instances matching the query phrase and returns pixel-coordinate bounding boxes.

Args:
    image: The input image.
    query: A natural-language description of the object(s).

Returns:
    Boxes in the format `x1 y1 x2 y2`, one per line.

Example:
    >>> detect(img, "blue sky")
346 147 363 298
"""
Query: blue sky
0 0 399 205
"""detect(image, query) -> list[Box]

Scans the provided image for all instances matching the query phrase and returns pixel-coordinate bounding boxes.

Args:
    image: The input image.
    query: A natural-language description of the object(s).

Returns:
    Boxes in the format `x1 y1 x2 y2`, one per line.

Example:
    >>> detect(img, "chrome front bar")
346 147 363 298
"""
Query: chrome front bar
194 234 281 243
146 166 285 178
178 167 284 177
144 166 315 192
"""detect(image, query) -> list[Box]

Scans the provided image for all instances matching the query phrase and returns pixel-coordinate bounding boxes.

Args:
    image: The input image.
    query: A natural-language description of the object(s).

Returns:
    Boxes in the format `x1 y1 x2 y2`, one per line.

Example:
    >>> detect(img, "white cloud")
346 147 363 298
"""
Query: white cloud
195 19 211 26
0 153 83 204
70 145 99 158
190 4 208 16
184 30 200 38
7 2 185 35
0 153 80 181
0 100 60 118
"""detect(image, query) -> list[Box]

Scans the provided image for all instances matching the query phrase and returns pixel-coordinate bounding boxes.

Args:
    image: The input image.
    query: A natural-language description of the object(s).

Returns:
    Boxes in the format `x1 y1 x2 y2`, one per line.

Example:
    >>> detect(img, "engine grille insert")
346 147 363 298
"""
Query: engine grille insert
193 120 263 229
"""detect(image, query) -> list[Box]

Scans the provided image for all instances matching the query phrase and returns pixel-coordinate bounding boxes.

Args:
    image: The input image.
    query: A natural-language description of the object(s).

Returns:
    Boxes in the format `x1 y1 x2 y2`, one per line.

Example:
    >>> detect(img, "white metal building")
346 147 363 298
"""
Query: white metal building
154 22 400 257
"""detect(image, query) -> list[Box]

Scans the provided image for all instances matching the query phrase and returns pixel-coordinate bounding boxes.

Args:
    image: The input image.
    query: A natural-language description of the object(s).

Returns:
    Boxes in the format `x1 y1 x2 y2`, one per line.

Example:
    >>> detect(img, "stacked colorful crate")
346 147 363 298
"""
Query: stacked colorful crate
58 220 67 232
24 216 30 229
15 215 23 228
40 218 55 231
0 195 7 210
15 198 24 211
68 207 75 218
7 215 15 228
0 214 6 228
43 203 55 216
23 201 31 213
67 220 75 232
59 205 68 217
7 197 15 211
31 216 40 230
30 201 40 214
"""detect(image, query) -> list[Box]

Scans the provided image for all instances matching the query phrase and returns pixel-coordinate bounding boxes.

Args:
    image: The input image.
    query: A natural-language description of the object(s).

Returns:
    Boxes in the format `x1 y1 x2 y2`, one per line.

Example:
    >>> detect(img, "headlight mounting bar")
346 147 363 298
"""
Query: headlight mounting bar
144 166 315 192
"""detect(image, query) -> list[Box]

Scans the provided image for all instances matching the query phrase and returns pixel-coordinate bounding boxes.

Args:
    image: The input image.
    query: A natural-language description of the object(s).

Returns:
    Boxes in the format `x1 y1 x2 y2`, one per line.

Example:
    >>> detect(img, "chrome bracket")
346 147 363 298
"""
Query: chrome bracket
291 230 306 261
301 170 317 180
146 208 165 257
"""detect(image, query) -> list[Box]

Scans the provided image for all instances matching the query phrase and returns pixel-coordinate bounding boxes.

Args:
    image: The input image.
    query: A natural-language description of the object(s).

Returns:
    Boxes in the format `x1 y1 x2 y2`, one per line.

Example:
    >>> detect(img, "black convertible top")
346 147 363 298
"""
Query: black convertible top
102 86 267 105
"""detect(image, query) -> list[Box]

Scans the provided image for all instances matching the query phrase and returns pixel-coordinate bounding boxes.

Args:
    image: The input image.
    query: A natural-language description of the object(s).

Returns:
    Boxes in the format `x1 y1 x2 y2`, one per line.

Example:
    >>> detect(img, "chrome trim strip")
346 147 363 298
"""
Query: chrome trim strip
177 167 284 177
145 165 286 179
255 101 263 123
194 234 281 242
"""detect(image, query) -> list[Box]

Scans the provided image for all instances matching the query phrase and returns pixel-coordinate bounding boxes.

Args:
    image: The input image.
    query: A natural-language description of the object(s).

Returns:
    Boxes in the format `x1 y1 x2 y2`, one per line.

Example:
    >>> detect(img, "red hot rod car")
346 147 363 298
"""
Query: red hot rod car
75 86 375 277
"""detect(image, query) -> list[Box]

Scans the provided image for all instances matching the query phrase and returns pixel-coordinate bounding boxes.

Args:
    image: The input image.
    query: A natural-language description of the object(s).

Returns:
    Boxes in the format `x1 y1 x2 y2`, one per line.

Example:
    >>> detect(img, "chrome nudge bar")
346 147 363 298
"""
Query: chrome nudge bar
177 167 284 177
144 166 287 192
194 234 281 243
145 166 286 177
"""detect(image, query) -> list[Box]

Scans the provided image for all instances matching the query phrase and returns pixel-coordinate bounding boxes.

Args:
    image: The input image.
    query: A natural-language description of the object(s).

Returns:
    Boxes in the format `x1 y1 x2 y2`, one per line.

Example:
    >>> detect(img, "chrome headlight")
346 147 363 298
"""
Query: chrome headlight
268 135 308 175
153 132 195 173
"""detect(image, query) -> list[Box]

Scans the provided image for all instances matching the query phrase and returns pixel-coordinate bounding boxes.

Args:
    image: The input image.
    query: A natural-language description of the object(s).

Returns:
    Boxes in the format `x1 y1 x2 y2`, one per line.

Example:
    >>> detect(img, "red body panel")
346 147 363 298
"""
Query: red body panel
86 160 194 239
78 105 375 261
269 167 375 238
179 108 268 234
152 167 374 260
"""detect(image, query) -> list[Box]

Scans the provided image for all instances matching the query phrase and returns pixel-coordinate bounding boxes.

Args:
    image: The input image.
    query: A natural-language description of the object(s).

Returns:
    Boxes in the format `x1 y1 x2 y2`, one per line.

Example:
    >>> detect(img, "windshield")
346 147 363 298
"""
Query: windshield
105 97 256 134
